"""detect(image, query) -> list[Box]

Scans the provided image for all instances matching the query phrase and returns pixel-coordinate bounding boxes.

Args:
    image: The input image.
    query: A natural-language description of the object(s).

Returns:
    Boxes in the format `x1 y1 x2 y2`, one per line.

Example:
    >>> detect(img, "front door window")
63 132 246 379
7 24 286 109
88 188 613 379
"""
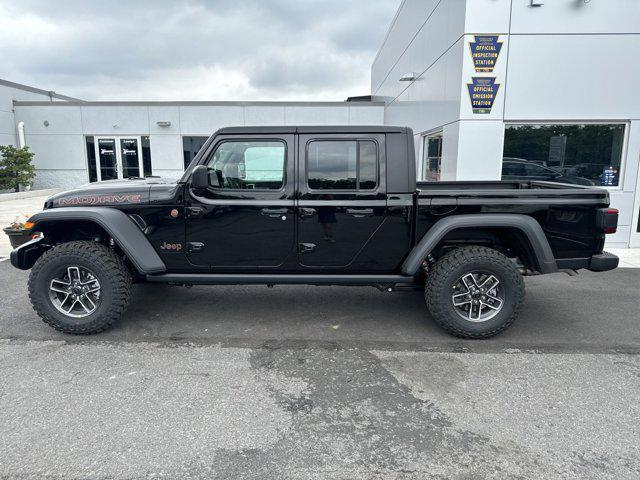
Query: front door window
93 136 144 181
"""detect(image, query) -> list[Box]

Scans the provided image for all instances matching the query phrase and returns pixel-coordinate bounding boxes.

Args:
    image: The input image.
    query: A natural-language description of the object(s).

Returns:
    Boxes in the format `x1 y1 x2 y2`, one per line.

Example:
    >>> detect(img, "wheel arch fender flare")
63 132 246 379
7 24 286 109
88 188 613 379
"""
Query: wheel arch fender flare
401 214 557 275
20 207 166 274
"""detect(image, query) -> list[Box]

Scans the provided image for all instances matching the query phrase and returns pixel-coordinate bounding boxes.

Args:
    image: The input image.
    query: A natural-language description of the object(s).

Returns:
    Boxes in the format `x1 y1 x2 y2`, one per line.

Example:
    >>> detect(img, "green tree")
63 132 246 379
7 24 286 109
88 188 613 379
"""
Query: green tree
0 145 36 192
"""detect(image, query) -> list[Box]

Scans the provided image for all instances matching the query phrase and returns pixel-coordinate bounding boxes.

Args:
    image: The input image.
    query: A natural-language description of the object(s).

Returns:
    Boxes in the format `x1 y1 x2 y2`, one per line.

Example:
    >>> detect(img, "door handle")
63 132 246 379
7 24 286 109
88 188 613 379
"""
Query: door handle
261 207 289 217
346 208 374 217
298 243 316 254
299 208 316 218
187 242 205 253
186 206 204 218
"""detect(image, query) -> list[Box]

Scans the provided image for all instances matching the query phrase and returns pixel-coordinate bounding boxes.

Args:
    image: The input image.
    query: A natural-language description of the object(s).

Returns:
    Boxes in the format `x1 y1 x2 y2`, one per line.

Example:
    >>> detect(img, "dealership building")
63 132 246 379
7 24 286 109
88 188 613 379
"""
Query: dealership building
1 0 639 247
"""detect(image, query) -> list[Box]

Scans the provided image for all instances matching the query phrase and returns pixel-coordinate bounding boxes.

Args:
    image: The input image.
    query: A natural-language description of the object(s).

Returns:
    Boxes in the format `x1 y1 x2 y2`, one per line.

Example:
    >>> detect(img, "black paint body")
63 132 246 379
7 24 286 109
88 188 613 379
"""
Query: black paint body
43 126 612 276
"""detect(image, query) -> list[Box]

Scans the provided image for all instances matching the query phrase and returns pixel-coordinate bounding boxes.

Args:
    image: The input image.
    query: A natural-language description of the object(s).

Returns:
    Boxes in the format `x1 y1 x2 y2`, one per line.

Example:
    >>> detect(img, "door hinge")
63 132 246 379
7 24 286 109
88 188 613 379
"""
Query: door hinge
298 243 316 254
187 242 205 253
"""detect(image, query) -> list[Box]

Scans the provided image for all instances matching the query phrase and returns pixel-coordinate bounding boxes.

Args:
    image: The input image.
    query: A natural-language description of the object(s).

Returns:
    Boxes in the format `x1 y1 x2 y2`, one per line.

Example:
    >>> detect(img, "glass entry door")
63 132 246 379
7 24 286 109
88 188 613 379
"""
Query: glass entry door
94 136 144 181
631 153 640 247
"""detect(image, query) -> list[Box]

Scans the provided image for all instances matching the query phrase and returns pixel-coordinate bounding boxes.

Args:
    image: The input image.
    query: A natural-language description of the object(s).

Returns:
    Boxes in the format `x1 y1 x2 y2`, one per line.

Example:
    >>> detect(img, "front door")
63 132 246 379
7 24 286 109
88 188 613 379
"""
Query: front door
297 133 388 269
94 136 144 181
185 135 296 269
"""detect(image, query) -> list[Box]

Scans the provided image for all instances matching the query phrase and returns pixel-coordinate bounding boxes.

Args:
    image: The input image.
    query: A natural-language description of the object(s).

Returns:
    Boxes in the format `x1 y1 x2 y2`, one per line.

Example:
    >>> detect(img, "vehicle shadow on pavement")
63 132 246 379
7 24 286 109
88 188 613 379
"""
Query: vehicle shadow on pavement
2 261 639 354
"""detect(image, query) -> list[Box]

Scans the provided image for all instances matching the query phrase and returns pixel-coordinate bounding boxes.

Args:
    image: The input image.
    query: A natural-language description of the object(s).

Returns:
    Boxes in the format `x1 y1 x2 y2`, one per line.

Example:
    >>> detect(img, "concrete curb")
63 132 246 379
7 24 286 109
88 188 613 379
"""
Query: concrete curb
0 189 61 203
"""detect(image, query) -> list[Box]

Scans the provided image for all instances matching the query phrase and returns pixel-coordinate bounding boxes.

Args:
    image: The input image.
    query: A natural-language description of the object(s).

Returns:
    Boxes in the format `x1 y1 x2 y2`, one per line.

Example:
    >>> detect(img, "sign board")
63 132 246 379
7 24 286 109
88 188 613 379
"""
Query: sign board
466 77 500 114
469 35 503 73
548 135 567 167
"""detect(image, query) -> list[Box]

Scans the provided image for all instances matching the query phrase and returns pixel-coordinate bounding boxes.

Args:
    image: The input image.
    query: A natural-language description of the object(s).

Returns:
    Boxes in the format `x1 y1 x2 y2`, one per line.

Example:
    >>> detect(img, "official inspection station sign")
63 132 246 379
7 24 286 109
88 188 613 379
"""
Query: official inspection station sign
469 35 503 73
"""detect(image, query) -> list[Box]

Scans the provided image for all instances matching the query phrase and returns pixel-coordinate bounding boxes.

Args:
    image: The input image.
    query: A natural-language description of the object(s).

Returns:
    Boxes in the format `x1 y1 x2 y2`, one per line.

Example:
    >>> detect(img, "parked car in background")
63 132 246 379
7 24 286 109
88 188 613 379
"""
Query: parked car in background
502 158 595 186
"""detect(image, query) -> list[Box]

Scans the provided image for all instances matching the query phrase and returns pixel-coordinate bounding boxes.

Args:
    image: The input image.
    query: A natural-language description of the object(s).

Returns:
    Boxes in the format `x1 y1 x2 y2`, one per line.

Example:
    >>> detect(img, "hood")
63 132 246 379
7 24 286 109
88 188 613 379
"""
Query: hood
46 177 174 209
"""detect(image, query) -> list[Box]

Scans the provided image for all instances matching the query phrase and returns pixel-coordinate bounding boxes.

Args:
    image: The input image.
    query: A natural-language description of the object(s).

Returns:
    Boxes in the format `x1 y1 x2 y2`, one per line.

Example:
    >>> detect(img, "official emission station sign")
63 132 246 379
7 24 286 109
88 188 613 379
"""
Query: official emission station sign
467 77 500 114
467 35 502 114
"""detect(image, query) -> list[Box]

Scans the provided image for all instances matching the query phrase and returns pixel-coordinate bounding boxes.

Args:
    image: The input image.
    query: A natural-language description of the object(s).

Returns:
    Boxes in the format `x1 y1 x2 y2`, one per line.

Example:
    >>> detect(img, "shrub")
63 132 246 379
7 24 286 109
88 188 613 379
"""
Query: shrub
0 145 36 192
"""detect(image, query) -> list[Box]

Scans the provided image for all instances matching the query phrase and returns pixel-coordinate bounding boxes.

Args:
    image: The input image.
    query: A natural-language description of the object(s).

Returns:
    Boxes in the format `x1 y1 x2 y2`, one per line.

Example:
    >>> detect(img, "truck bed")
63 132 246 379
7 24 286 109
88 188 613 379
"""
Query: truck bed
414 180 611 262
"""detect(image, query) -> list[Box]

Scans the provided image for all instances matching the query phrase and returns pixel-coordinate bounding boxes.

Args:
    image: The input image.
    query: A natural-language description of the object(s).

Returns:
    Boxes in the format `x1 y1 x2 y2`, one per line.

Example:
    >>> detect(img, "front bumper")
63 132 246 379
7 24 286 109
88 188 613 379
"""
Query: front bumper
10 236 50 270
588 251 619 272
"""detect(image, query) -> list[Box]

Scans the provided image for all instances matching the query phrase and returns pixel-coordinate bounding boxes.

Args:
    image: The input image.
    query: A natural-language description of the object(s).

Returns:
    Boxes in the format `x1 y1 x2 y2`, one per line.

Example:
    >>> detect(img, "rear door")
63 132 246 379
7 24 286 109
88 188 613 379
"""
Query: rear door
185 134 296 269
296 133 387 269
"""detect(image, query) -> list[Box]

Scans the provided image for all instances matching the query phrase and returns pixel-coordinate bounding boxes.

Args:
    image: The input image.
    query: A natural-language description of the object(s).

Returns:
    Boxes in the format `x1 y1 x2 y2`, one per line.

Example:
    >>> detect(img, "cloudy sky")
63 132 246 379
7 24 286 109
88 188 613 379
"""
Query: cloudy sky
0 0 399 101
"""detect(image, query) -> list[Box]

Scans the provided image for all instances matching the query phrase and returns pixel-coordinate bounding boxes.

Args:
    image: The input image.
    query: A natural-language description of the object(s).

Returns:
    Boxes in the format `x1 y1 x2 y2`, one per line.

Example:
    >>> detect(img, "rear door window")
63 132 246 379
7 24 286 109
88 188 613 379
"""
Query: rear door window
307 140 378 190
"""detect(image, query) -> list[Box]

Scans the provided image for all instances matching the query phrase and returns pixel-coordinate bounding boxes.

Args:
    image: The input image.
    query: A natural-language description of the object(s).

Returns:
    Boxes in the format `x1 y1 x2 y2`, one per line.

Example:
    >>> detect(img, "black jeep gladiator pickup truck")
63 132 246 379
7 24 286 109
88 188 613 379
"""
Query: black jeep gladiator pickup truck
11 126 619 338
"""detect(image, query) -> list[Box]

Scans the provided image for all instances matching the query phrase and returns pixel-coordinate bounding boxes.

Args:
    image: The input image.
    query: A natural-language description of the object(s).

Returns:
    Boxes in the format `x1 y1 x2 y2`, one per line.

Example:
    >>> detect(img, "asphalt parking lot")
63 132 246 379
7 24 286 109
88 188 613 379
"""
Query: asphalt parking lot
1 259 639 479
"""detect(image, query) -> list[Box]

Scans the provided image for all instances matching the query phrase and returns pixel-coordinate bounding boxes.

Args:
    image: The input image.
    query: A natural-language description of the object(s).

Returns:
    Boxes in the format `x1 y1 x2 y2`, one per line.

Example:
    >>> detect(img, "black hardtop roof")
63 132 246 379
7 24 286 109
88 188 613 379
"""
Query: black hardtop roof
216 125 410 135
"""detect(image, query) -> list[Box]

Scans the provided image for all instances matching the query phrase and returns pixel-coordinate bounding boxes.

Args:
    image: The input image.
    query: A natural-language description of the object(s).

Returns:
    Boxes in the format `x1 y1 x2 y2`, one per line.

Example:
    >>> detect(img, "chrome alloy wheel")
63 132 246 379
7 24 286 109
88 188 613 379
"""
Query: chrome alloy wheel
48 266 101 318
451 271 503 322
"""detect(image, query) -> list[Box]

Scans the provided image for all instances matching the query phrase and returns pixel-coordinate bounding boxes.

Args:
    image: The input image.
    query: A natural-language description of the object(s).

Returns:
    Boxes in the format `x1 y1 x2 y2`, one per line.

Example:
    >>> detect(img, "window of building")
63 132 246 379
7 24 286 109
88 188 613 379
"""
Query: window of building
502 124 626 187
306 140 378 190
422 133 442 181
141 136 152 176
85 136 97 182
206 140 285 190
183 136 208 170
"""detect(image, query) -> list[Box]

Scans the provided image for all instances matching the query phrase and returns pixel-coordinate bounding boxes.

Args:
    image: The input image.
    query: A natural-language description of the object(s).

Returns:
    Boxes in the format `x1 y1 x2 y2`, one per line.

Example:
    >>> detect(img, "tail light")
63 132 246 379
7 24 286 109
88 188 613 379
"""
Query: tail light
596 208 618 234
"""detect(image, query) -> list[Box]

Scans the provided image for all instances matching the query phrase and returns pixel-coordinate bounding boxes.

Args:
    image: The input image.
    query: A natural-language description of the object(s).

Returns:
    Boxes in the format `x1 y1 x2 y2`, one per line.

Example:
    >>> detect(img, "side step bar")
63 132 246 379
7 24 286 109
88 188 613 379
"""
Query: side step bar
145 273 414 287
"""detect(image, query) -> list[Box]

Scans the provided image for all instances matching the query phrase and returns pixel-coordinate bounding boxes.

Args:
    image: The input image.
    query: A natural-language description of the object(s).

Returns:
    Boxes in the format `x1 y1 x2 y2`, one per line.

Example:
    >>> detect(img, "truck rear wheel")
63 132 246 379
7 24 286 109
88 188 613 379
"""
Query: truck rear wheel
425 246 525 339
28 241 132 334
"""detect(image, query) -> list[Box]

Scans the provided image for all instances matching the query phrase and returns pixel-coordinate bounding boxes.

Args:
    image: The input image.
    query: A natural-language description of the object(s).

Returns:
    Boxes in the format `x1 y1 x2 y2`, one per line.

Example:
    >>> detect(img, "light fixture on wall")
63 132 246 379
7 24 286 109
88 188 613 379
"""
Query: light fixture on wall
399 72 416 82
529 0 544 6
156 121 171 127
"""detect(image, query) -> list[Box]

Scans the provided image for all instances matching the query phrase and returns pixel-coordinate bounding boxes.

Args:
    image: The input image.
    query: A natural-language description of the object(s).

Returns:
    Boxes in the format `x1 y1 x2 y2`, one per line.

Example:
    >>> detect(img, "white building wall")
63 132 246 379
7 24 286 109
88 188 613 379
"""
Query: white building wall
372 0 640 247
0 80 68 147
13 102 385 190
371 0 467 180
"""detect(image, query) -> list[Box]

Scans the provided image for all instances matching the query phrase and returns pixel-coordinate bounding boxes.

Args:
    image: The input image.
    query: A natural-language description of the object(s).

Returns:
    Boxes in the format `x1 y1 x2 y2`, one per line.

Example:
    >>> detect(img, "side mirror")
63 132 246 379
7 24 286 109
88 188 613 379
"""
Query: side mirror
190 165 209 190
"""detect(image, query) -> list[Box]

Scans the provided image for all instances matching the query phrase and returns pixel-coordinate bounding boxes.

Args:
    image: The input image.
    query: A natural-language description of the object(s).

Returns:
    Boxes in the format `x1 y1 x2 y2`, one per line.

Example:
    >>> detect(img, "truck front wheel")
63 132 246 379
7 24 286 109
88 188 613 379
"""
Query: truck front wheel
28 241 132 334
424 246 525 339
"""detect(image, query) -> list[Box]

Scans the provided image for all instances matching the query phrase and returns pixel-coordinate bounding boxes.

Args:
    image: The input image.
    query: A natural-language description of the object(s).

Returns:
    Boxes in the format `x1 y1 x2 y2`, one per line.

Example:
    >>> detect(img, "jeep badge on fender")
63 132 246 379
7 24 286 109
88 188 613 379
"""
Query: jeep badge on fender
159 242 183 251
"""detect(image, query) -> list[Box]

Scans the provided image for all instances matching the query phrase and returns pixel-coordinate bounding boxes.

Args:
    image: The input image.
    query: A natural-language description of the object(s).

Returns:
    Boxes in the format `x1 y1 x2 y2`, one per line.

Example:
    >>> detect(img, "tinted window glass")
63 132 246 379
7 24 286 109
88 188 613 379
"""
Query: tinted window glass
308 141 357 190
501 161 525 176
97 138 118 181
307 140 377 190
422 134 442 181
207 140 285 190
85 136 97 182
523 163 557 177
120 138 141 178
183 136 208 170
359 141 377 190
503 124 625 186
141 136 152 176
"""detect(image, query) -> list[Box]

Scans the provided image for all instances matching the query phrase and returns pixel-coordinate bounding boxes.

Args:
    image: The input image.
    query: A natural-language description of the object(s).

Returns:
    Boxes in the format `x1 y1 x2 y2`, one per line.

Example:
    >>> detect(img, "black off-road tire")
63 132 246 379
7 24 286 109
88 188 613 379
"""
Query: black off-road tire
28 241 132 334
425 246 525 339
